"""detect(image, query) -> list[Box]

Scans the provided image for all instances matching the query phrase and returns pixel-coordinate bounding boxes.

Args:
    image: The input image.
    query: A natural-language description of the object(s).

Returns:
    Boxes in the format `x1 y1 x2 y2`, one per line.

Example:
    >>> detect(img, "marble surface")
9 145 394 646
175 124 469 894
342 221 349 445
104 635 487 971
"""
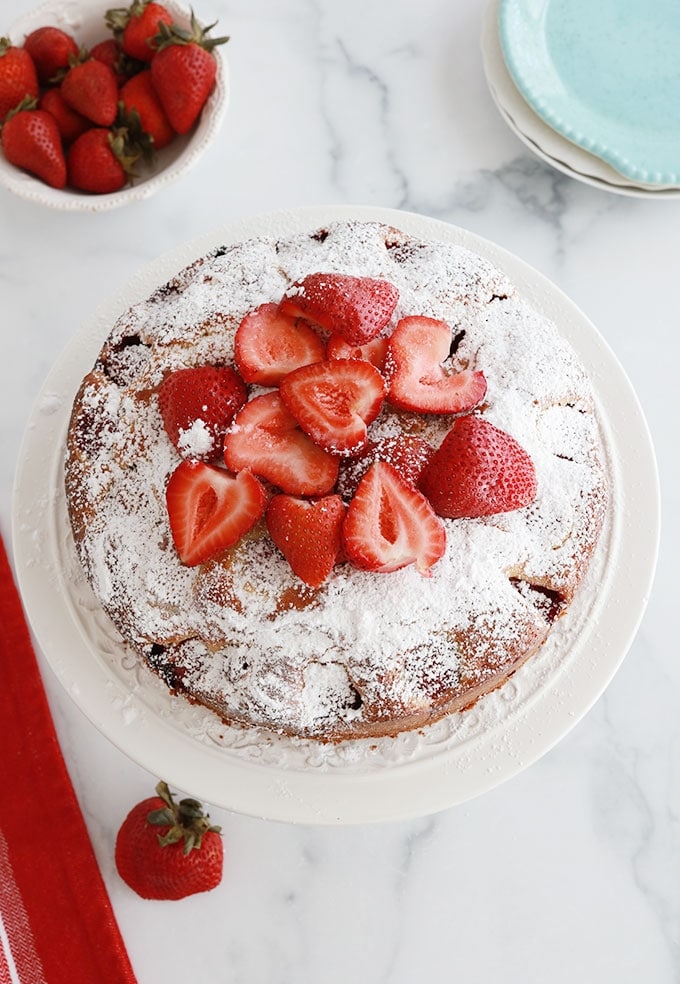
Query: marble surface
1 0 677 980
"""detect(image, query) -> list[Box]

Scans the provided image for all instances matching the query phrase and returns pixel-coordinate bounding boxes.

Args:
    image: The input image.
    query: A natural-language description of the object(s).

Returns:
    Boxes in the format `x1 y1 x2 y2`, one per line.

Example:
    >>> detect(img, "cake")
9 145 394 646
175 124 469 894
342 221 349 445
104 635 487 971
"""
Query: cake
64 220 608 741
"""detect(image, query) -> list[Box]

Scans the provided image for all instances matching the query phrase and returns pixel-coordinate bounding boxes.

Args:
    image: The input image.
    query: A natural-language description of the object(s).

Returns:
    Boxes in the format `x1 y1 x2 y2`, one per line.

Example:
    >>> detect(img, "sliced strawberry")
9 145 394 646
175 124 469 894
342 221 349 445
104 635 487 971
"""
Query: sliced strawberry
326 333 389 371
385 316 487 414
223 391 339 496
158 365 247 461
337 435 435 501
279 359 386 457
266 494 347 587
234 302 325 386
419 415 537 518
280 273 399 346
342 461 446 575
166 460 267 567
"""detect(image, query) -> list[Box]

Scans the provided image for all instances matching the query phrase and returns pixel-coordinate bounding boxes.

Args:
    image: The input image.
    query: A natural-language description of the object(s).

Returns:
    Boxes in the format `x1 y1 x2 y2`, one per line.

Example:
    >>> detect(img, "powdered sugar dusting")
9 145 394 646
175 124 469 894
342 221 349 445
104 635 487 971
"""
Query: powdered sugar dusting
64 221 608 741
177 418 213 457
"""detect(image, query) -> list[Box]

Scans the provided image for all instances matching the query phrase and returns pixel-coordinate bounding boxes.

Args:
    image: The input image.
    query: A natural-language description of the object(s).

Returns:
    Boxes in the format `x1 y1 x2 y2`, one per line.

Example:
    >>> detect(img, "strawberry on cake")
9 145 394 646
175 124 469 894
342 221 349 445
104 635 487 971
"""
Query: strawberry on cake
64 220 608 741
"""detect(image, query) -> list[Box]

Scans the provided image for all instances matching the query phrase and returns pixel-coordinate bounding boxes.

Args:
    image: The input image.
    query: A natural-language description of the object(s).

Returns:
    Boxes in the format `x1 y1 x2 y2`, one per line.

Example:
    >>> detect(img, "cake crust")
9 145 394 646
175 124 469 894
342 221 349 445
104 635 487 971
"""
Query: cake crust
64 221 607 741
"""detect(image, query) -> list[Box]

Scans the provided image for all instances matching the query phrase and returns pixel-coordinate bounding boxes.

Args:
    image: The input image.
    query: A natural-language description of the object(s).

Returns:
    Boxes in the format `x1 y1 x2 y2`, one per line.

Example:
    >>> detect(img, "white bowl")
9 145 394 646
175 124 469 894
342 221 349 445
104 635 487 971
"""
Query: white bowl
0 0 229 211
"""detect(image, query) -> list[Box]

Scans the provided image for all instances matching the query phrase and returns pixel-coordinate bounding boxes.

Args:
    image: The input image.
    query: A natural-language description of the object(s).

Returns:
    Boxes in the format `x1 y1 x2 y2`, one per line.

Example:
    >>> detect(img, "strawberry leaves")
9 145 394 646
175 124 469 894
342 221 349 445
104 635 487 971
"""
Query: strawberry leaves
0 5 229 192
150 12 228 134
115 781 223 900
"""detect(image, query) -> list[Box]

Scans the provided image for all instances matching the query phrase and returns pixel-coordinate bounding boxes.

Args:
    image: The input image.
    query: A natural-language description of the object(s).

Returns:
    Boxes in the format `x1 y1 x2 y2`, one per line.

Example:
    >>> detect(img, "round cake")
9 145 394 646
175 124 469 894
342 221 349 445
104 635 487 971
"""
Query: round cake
64 220 608 741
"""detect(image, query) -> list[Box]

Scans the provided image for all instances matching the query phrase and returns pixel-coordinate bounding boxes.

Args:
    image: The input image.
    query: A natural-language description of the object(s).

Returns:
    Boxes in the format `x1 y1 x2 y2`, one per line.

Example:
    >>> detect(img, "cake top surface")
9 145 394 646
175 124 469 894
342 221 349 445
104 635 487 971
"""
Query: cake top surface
65 220 607 739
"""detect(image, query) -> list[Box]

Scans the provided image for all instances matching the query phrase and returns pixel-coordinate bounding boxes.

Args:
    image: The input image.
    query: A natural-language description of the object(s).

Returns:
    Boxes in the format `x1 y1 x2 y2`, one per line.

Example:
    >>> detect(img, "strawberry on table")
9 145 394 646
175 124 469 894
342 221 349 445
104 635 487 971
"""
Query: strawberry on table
326 332 390 371
158 365 247 461
266 494 347 587
150 12 229 134
0 37 39 122
279 358 386 457
1 97 66 188
166 459 267 567
23 25 78 84
385 316 487 415
119 68 175 149
418 415 537 518
106 0 174 62
342 461 446 575
115 781 223 900
60 56 119 126
224 391 339 496
281 273 399 346
234 302 326 386
67 125 140 193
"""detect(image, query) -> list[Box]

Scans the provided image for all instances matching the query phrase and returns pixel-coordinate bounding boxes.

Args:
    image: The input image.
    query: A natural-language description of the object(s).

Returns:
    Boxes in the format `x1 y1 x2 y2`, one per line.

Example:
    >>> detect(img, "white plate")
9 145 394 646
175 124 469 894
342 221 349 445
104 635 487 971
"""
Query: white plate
12 205 659 825
481 0 680 199
0 0 228 212
498 0 680 185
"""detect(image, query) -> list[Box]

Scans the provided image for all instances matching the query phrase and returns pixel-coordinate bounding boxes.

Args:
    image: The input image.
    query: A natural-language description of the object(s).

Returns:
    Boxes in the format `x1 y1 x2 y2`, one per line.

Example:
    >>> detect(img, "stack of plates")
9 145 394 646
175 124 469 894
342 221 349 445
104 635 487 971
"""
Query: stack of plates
482 0 680 199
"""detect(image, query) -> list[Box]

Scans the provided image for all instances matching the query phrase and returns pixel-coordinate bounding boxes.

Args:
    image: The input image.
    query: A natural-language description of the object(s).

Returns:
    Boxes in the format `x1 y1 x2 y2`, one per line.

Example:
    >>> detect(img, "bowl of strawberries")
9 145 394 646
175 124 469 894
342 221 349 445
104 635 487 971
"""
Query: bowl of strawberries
0 0 229 210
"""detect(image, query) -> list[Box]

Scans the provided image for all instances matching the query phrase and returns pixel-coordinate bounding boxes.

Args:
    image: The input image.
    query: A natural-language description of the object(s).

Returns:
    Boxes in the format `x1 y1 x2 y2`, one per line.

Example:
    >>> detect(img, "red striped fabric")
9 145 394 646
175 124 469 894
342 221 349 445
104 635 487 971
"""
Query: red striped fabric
0 533 137 984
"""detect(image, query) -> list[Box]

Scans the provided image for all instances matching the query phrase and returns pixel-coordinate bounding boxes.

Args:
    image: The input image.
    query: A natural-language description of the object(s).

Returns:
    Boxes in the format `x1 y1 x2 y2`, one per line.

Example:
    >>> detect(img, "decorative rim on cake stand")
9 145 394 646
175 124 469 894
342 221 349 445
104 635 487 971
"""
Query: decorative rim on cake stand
12 206 659 824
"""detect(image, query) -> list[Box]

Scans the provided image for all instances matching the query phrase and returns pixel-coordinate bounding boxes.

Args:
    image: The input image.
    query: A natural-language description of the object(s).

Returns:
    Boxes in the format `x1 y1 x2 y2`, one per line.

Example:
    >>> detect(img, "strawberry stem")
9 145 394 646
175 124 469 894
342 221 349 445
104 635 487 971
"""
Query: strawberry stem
153 10 229 53
147 781 221 855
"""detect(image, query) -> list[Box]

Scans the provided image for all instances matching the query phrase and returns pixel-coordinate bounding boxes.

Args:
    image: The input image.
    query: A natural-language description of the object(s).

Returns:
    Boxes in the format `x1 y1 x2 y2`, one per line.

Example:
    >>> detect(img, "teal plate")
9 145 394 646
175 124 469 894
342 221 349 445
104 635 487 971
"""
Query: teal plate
498 0 680 185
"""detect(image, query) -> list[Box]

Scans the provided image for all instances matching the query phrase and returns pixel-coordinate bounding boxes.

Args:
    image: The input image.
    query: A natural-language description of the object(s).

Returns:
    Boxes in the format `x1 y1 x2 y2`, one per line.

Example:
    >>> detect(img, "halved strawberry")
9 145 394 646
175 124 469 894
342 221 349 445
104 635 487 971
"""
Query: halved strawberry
234 302 325 386
281 273 399 346
279 359 386 457
337 435 435 501
223 391 339 495
158 365 247 461
385 316 487 414
326 332 389 371
266 494 347 587
166 460 267 567
419 415 537 518
342 461 446 575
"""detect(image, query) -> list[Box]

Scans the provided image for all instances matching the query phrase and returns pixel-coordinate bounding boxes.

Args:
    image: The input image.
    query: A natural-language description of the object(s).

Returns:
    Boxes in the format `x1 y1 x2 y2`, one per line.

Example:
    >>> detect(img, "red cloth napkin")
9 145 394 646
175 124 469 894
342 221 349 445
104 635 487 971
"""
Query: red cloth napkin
0 531 138 984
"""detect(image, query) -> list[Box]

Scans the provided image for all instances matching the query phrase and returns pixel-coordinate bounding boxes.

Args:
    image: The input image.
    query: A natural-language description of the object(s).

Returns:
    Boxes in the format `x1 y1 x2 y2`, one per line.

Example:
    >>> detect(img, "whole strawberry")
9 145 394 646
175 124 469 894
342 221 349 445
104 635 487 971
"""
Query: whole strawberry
150 12 229 134
282 273 399 347
67 125 140 193
106 0 174 62
1 97 67 188
23 25 78 83
419 415 538 518
61 57 119 126
115 781 223 900
119 69 174 150
90 37 141 85
158 365 247 460
0 37 39 122
266 494 347 587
